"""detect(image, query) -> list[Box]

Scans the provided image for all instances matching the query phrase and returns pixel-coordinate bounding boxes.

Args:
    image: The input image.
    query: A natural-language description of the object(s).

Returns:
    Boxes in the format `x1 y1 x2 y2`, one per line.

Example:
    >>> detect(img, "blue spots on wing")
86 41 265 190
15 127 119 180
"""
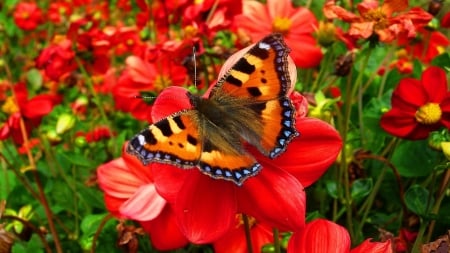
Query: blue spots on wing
199 162 262 186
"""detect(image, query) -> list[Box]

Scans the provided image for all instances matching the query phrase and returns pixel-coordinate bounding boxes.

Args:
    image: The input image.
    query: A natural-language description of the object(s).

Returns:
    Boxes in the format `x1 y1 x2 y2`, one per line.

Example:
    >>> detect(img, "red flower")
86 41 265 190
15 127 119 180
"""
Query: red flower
287 219 392 253
146 84 341 244
97 148 189 250
213 215 273 253
0 83 61 145
398 28 449 63
112 54 187 122
323 0 432 43
48 2 72 24
381 66 450 140
13 2 43 31
36 38 77 81
234 0 323 68
442 11 450 28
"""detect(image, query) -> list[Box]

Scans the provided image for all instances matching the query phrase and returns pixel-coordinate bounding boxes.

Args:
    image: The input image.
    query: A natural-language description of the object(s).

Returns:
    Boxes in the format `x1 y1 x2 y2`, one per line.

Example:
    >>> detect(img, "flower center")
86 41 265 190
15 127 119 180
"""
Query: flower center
154 75 172 92
2 97 19 115
236 214 256 228
272 17 292 34
362 8 388 30
415 103 442 125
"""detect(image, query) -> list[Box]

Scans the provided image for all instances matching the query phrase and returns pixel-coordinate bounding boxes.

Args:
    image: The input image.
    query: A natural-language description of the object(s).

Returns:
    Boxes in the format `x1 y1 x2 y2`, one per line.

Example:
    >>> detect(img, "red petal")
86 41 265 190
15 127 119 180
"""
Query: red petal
213 220 273 253
380 108 436 139
421 66 448 103
287 219 350 253
442 11 450 28
140 205 189 251
22 94 61 118
151 86 192 121
237 166 306 231
391 78 427 108
152 163 189 203
175 172 237 243
253 118 342 187
120 184 166 221
351 239 392 253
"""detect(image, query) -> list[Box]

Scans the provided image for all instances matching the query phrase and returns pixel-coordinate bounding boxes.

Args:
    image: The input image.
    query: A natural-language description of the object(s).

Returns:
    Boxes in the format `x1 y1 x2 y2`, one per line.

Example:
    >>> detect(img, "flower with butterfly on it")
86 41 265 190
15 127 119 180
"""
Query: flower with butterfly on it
380 66 450 140
96 147 189 251
125 34 342 243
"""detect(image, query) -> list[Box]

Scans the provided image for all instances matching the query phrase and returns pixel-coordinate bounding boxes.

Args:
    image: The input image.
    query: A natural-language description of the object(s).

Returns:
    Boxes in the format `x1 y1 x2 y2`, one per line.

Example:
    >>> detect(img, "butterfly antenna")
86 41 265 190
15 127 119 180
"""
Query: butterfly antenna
134 95 155 100
193 46 197 88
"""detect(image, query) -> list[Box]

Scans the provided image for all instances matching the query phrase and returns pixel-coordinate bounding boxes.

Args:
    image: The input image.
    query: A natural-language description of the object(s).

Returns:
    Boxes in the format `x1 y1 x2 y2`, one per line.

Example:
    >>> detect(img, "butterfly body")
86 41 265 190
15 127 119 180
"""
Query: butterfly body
127 34 299 185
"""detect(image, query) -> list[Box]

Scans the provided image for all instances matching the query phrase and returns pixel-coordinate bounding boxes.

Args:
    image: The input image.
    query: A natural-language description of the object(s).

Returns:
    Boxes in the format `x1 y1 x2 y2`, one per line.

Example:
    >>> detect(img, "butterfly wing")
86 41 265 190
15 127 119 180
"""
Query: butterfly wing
127 111 202 168
127 108 261 185
210 33 299 158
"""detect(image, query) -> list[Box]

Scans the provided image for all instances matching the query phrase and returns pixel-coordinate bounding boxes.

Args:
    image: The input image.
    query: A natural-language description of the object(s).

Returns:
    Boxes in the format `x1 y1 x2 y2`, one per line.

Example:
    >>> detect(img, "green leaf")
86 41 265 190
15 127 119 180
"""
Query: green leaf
11 234 44 253
405 185 434 216
56 149 95 167
325 180 339 199
351 178 373 202
391 140 439 177
431 53 450 70
0 170 16 199
81 213 109 235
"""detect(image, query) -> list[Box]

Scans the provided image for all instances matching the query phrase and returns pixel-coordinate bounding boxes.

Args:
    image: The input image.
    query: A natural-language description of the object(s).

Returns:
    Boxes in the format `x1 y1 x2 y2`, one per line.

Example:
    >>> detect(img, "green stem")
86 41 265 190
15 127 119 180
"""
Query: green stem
243 214 254 253
411 218 427 253
273 228 281 253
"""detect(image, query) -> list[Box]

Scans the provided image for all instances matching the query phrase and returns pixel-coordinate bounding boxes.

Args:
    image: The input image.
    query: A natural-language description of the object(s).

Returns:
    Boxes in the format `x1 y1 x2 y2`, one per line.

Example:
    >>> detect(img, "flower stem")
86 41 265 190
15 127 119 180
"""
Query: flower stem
273 228 281 253
243 214 254 253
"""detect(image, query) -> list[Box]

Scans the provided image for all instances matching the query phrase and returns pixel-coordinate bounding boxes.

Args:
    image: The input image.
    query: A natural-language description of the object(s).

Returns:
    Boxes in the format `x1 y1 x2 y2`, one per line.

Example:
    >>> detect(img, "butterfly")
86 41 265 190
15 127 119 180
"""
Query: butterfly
127 33 299 186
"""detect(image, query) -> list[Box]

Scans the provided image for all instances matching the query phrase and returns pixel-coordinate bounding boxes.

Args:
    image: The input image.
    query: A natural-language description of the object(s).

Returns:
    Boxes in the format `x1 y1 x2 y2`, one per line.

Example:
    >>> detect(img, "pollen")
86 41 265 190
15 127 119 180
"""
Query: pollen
415 103 442 125
272 17 292 34
236 214 256 228
1 97 19 115
362 8 388 30
154 75 172 93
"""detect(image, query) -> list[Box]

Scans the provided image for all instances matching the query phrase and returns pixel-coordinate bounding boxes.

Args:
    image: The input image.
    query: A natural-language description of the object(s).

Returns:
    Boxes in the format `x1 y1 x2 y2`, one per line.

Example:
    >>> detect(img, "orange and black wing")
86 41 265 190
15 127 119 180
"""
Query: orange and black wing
210 33 299 158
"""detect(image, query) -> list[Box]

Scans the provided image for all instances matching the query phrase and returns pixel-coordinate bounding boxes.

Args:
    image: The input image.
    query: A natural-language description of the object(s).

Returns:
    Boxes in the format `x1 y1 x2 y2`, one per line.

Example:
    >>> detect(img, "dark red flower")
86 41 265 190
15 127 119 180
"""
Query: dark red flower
36 39 77 81
442 11 450 28
381 66 450 139
234 0 323 68
13 2 43 31
97 148 189 250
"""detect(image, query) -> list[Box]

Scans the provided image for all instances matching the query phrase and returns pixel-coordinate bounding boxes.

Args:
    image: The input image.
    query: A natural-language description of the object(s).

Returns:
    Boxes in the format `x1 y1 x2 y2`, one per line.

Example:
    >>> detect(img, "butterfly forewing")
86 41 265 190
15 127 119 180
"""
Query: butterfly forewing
210 33 299 158
127 111 202 168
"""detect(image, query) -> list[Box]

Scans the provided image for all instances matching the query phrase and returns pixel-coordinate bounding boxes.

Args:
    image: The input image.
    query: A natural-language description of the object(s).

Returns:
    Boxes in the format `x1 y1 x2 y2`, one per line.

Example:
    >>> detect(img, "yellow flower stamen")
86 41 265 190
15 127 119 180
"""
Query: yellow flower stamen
2 97 19 115
272 17 292 35
362 8 388 30
154 75 172 93
236 214 256 228
415 103 442 125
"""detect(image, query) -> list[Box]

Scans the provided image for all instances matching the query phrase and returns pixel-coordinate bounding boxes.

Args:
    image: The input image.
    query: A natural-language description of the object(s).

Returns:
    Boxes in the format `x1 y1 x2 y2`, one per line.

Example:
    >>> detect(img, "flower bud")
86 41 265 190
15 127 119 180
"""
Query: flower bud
428 0 443 16
334 52 354 77
316 21 337 47
56 113 76 134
